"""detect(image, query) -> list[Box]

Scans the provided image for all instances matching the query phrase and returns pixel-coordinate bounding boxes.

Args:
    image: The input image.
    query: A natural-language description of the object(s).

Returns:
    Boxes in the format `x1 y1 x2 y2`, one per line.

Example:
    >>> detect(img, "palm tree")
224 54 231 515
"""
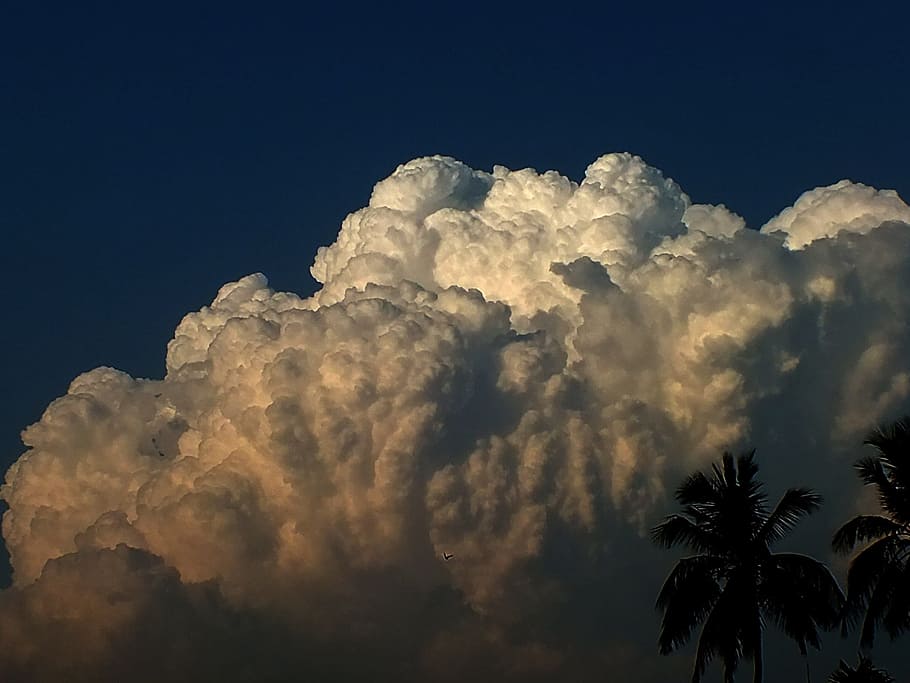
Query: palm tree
832 417 910 647
653 450 844 683
828 656 894 683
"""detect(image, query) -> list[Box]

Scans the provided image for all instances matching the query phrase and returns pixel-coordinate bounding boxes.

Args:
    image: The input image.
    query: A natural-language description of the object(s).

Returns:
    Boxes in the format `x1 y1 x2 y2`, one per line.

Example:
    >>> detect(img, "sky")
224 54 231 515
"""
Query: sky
2 3 910 681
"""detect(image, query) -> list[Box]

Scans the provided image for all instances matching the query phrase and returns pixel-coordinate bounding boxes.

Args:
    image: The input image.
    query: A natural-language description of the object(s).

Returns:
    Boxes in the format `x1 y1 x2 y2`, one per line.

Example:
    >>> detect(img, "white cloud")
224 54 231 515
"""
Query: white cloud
760 179 910 249
3 154 910 681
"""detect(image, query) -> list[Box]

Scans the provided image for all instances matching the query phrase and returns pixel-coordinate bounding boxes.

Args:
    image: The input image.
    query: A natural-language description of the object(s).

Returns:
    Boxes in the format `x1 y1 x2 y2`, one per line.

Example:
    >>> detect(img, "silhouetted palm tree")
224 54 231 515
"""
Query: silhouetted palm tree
832 417 910 647
653 450 844 683
828 656 894 683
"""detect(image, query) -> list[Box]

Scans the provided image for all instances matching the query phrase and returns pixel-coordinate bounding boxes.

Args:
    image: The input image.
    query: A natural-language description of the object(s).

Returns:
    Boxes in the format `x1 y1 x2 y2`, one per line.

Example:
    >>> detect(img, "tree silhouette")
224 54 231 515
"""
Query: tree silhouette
653 450 844 683
832 417 910 647
828 656 894 683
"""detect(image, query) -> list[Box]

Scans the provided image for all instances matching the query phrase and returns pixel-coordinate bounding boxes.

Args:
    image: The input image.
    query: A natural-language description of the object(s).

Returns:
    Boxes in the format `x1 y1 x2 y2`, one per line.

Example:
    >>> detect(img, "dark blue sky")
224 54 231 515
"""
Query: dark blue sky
1 3 908 578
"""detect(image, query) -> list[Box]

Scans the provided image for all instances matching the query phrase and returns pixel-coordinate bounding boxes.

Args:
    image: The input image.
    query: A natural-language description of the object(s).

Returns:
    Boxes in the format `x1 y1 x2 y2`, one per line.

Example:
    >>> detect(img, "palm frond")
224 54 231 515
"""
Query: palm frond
832 515 903 554
841 536 908 646
716 452 737 490
736 450 759 488
844 536 906 611
758 488 822 547
656 555 724 654
690 579 746 683
764 603 816 655
828 656 895 683
860 556 903 647
881 559 910 641
676 471 719 507
738 450 768 515
855 657 895 683
828 659 852 683
651 515 723 553
762 552 844 653
855 456 910 523
855 456 890 489
864 417 910 466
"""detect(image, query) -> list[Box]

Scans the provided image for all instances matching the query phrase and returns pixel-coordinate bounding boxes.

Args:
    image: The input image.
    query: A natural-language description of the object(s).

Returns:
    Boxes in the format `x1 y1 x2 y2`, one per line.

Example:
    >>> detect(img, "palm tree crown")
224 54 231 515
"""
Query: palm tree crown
653 450 844 683
832 417 910 647
828 656 895 683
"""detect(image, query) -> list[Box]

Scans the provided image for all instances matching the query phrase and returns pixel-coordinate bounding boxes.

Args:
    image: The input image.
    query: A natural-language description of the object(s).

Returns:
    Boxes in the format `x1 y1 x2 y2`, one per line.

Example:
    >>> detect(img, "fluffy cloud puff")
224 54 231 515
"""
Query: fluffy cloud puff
3 154 910 681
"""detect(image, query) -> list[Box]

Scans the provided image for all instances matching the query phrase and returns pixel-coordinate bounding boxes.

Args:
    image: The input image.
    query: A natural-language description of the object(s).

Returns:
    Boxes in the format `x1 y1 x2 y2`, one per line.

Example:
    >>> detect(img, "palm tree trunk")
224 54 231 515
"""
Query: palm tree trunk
804 653 811 683
753 634 763 683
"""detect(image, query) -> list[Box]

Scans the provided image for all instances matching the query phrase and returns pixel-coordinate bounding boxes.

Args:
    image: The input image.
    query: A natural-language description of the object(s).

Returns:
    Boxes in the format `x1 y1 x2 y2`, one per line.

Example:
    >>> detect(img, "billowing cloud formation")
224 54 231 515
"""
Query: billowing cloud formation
3 154 910 681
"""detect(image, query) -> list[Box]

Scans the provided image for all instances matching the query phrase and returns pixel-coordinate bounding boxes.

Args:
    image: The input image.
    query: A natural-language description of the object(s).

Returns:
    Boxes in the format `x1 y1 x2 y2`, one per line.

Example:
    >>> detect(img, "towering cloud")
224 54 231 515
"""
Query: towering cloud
3 154 910 681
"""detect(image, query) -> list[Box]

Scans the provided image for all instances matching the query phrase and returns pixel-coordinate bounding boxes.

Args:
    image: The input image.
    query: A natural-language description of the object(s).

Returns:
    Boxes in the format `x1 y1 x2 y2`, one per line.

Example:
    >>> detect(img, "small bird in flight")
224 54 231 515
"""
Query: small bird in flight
442 552 454 561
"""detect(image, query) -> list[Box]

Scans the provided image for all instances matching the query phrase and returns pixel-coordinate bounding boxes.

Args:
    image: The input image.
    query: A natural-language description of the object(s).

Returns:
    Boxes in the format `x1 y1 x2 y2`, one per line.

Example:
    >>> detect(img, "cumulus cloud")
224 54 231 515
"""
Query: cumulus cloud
3 153 910 681
760 180 910 249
